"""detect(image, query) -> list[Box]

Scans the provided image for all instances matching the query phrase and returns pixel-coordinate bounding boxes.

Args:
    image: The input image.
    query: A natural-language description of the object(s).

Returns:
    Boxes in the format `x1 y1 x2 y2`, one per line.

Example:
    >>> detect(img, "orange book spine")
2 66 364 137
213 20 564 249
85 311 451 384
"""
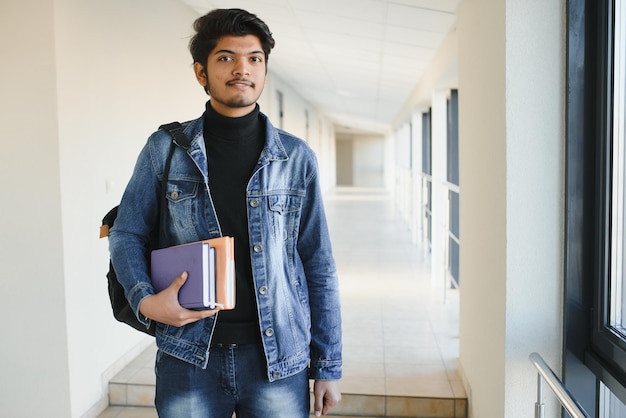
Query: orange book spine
204 236 236 310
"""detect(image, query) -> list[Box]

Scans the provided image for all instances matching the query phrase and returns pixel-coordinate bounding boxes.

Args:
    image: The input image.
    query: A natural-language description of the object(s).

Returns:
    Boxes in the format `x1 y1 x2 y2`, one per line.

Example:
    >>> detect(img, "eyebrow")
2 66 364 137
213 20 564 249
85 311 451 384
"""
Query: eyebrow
213 49 264 56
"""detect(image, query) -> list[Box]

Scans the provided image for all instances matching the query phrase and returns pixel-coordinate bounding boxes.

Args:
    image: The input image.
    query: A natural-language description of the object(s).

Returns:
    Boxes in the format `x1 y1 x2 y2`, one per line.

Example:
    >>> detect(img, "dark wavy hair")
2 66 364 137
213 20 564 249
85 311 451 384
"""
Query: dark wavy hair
189 8 276 67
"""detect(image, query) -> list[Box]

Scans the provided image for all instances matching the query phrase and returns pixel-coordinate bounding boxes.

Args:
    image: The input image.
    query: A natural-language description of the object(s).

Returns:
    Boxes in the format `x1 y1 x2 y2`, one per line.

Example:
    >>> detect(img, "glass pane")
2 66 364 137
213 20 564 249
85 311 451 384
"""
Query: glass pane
610 0 626 334
600 382 626 418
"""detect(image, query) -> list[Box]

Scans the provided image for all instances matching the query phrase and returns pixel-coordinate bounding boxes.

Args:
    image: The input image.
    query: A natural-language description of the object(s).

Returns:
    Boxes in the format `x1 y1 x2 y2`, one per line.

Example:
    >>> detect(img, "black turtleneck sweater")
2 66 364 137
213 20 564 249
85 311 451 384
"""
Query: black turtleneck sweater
203 101 265 345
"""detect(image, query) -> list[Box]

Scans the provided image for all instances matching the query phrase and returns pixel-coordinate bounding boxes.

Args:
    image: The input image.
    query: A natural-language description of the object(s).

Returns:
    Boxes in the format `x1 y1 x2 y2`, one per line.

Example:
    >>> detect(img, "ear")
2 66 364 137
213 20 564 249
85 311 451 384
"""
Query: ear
193 62 207 87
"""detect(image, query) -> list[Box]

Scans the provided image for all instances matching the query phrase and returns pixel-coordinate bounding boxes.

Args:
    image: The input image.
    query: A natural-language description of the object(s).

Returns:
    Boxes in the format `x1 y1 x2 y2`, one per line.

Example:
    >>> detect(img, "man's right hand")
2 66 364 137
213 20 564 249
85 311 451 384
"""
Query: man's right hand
138 272 220 327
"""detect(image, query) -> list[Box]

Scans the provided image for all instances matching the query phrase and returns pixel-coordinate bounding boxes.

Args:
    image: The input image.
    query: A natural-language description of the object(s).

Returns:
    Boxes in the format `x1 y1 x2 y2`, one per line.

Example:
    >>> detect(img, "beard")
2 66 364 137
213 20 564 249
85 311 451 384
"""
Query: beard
207 81 260 109
217 96 255 108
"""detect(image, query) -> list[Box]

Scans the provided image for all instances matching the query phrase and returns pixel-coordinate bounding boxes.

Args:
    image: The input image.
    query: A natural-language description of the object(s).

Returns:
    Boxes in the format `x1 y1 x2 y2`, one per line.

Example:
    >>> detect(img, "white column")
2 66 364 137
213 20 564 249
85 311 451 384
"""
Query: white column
411 110 425 249
430 89 449 288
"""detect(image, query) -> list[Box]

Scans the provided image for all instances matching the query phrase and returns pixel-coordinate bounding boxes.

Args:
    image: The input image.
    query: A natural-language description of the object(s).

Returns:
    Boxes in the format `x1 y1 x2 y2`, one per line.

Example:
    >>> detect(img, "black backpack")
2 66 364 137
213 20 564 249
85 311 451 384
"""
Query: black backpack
100 122 191 335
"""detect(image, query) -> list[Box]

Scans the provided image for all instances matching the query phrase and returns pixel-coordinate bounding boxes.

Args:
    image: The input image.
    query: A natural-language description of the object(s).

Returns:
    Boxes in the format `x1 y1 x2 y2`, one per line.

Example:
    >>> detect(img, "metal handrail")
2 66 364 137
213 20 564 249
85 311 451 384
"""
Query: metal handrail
529 352 590 418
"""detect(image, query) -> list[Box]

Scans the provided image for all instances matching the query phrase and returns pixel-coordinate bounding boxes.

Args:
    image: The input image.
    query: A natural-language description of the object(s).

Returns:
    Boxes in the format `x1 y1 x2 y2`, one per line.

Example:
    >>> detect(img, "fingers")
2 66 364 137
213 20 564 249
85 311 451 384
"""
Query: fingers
313 380 341 416
187 304 221 318
158 303 219 327
169 271 188 290
322 393 340 415
141 271 220 327
313 381 324 415
313 396 323 417
170 271 220 319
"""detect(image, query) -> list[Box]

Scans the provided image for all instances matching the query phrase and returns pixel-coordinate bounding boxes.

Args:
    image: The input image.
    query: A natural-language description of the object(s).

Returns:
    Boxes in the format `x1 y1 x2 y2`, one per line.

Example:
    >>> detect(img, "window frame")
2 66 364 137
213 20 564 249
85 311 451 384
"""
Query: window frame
580 0 626 406
565 0 626 414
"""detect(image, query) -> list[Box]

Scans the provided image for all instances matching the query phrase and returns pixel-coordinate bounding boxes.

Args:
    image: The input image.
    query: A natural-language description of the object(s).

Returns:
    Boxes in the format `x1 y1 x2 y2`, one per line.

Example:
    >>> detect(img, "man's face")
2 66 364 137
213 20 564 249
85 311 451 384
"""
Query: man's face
194 35 267 117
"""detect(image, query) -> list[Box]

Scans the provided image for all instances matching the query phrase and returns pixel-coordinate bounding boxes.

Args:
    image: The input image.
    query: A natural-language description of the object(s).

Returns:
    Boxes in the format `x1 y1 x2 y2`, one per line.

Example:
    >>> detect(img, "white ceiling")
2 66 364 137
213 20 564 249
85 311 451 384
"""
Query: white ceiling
179 0 459 134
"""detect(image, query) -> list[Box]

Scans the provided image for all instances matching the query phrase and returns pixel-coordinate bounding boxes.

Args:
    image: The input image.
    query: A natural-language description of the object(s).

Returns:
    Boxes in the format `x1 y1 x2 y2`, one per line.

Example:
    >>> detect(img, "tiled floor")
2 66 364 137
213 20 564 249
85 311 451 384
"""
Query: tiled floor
98 187 464 418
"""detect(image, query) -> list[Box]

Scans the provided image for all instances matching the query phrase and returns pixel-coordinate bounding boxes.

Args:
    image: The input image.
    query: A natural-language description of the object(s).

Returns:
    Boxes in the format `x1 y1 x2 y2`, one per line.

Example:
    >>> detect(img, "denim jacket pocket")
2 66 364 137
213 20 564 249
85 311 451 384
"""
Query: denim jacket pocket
165 179 201 238
268 193 302 240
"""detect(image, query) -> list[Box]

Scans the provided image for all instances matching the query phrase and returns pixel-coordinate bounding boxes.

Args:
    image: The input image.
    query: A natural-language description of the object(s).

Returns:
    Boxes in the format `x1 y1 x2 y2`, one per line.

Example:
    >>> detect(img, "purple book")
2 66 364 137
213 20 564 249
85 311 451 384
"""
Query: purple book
150 241 215 309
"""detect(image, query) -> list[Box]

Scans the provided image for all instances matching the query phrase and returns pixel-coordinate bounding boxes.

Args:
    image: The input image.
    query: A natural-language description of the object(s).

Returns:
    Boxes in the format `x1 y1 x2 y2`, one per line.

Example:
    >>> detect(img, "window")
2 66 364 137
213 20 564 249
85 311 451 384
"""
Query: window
610 0 626 338
588 0 626 395
422 109 432 248
422 109 432 176
565 0 626 416
446 90 460 286
600 382 626 417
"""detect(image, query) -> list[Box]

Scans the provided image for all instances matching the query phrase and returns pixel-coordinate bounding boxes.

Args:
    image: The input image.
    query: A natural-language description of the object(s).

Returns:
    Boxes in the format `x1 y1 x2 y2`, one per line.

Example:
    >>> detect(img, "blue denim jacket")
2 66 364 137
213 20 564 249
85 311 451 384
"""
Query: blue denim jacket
109 112 342 381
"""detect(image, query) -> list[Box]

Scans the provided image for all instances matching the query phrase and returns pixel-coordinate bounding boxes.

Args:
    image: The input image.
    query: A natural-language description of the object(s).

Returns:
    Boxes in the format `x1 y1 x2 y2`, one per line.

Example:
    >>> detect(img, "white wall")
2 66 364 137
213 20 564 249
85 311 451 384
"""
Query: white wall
335 133 385 187
457 0 564 417
0 1 336 416
353 136 384 187
0 1 72 416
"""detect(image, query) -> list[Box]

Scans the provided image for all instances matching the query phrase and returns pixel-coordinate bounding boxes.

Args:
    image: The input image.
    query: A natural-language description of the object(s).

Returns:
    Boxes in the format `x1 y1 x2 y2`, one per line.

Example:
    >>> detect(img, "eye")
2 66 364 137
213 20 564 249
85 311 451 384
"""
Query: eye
251 56 264 63
218 56 233 62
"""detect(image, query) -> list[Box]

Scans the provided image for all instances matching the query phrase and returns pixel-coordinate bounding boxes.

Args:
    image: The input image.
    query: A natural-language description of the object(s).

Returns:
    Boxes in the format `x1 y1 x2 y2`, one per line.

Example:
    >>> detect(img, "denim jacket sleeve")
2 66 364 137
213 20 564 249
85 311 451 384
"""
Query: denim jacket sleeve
298 163 343 380
108 133 165 329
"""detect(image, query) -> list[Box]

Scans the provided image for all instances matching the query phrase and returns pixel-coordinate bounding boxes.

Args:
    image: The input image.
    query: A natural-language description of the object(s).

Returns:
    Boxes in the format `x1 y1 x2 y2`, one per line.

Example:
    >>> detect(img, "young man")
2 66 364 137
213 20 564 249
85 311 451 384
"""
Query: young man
108 8 342 418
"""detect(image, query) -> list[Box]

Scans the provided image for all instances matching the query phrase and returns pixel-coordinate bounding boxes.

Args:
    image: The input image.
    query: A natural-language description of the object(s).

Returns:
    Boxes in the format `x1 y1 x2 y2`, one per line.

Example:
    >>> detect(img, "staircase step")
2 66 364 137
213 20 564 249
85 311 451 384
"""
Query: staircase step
98 406 415 418
108 381 466 417
107 378 466 417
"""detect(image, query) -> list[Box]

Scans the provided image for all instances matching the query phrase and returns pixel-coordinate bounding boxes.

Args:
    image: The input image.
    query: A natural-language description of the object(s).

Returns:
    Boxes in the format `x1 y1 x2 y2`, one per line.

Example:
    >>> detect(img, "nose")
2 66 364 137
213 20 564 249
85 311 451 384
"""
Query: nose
233 59 250 77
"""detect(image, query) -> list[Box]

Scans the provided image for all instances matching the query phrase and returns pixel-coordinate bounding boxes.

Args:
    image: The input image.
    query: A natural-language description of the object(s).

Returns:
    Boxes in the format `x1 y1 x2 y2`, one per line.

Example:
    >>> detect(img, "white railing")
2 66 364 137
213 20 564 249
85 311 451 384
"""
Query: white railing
529 352 590 418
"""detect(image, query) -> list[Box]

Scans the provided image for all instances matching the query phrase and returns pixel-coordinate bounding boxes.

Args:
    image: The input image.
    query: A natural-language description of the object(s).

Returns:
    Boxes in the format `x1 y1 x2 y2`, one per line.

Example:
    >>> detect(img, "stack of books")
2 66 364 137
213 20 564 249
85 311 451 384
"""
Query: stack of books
150 237 235 310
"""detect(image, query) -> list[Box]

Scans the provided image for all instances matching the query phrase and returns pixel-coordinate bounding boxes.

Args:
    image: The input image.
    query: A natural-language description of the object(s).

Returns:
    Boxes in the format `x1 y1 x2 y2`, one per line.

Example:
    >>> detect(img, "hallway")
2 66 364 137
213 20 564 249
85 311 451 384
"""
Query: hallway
100 187 464 417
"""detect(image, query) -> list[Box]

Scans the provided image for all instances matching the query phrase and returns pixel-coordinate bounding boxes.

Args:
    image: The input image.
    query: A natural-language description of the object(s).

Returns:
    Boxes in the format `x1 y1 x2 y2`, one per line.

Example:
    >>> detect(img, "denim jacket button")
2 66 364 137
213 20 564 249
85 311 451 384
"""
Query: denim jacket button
259 286 268 295
170 191 179 200
253 244 263 252
249 199 259 208
272 371 281 378
265 328 274 337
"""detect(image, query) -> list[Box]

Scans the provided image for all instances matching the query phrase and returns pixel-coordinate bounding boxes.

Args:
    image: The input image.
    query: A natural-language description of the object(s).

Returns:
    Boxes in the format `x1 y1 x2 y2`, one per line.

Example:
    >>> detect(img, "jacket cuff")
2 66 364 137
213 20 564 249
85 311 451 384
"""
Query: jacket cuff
128 282 155 327
309 360 342 380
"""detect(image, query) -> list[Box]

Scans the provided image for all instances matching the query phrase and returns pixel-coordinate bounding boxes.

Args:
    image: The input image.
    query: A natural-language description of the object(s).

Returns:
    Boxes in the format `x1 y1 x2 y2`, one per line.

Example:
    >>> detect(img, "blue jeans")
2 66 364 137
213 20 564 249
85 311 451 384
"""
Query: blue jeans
154 344 310 418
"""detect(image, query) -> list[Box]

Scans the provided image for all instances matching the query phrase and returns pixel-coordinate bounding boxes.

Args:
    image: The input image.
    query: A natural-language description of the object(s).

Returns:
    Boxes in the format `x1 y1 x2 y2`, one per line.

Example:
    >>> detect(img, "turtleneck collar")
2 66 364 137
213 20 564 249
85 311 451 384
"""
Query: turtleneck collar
204 101 261 142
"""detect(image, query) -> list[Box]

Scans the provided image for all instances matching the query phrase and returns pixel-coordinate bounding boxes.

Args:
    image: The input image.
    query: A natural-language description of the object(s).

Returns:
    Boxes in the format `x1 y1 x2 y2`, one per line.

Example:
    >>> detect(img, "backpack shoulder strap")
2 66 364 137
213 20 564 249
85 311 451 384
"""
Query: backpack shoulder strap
157 122 191 246
159 122 191 150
